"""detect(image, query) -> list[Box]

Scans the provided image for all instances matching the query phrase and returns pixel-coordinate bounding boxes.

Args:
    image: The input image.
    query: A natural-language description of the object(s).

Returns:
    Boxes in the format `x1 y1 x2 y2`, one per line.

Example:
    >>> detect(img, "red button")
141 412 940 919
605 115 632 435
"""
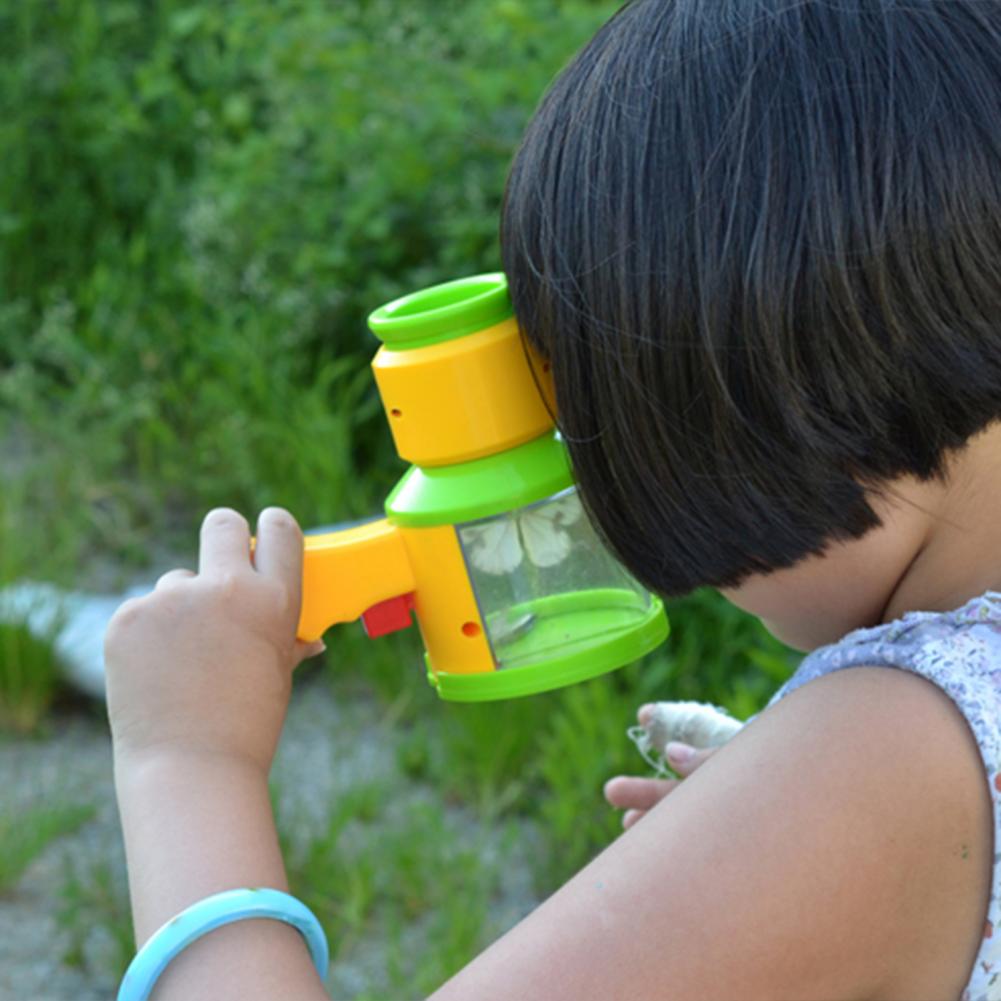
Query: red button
361 593 416 638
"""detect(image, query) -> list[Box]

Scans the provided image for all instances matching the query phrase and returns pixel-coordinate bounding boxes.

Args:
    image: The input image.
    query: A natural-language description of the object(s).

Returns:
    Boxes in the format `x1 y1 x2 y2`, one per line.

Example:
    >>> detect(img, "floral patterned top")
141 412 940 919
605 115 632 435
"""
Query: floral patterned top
766 591 1001 1001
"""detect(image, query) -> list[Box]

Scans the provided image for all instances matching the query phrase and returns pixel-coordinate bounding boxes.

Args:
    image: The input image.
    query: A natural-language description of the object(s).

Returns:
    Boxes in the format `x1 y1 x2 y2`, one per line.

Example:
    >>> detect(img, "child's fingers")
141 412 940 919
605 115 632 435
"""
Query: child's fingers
637 704 721 777
253 508 304 601
154 568 195 591
292 638 326 668
604 775 678 810
664 742 717 778
199 508 252 576
622 809 645 830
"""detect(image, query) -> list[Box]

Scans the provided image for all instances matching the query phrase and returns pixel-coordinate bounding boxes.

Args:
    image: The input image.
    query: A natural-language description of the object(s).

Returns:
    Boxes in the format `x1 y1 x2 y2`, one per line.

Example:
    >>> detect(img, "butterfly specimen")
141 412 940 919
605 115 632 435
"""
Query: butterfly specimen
461 490 584 576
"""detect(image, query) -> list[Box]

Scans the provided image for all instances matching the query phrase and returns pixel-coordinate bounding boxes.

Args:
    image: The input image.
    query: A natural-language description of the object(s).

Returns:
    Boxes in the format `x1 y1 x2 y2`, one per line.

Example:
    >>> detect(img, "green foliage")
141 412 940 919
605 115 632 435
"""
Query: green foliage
329 624 429 706
281 782 509 997
56 852 134 982
0 487 76 731
397 696 552 818
0 622 63 735
532 678 640 886
279 782 386 949
0 0 618 568
0 800 96 892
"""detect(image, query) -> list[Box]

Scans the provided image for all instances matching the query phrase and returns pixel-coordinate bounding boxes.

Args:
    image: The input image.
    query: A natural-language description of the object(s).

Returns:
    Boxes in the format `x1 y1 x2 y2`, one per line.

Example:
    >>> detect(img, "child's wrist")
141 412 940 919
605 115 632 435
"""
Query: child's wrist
112 743 271 790
111 741 289 957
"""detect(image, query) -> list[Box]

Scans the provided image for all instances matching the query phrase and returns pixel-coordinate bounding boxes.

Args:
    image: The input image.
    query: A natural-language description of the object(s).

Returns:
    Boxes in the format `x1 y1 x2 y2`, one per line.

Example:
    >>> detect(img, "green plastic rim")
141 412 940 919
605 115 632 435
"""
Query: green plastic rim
367 273 513 350
386 431 573 526
427 592 669 702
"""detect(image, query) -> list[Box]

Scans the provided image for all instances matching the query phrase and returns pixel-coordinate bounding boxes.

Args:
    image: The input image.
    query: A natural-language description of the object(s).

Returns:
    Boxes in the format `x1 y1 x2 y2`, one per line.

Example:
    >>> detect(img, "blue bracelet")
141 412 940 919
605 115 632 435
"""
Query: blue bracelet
117 888 329 1001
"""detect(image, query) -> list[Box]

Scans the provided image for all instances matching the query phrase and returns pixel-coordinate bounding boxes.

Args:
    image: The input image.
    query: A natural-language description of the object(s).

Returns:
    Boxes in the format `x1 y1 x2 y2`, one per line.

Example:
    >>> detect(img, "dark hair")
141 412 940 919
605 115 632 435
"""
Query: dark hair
501 0 1001 596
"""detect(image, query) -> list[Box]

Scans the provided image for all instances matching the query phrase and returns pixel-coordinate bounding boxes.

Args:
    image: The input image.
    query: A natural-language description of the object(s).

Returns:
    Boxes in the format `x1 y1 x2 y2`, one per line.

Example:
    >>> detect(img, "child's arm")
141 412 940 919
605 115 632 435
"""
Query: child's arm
432 666 993 1001
106 507 329 1000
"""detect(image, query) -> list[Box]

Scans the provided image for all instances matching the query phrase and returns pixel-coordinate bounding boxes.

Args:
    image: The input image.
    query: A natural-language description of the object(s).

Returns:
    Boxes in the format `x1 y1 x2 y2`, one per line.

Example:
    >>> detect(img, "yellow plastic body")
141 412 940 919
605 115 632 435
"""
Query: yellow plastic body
371 317 556 467
298 520 493 674
298 520 415 641
398 524 493 674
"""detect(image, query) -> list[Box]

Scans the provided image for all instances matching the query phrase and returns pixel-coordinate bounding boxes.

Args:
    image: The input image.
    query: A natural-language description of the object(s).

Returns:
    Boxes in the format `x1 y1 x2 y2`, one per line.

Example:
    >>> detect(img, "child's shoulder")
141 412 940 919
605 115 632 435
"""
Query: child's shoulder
665 666 993 1000
736 666 992 1001
435 667 991 1001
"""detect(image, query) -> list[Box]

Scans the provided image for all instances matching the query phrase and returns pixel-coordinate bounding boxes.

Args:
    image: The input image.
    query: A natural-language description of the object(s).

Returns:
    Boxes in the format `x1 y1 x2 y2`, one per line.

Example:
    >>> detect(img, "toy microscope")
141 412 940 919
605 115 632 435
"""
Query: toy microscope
296 273 668 701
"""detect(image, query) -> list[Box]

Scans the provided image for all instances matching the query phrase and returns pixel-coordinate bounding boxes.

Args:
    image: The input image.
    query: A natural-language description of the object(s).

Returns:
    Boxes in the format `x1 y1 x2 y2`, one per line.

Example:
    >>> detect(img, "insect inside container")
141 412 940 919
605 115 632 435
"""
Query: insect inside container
461 490 583 576
492 611 537 654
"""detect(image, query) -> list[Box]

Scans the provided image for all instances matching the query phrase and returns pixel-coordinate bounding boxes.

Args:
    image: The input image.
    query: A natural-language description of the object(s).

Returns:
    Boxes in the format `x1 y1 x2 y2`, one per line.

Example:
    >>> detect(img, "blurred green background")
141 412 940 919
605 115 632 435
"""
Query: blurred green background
0 1 795 997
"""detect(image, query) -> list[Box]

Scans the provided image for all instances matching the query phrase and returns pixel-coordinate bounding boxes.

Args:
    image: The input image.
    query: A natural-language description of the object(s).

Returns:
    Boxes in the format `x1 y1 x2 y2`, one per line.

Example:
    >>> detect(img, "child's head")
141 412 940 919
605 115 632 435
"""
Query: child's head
501 0 1001 645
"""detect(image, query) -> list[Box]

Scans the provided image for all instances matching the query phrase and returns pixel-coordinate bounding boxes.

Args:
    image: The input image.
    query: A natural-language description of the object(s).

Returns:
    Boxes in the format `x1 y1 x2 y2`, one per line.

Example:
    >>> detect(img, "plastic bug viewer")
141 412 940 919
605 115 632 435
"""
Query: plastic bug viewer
288 271 669 703
107 2 1001 999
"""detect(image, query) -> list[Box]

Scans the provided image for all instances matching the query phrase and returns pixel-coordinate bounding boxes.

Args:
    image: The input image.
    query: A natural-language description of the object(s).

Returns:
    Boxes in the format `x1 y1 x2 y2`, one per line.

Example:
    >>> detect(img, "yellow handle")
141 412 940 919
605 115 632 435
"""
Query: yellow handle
298 519 416 641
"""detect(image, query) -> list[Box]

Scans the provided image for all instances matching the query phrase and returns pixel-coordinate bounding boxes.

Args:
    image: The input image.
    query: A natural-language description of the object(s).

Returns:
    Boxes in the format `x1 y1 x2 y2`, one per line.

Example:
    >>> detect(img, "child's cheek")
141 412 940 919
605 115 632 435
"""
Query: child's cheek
720 583 818 650
720 534 912 650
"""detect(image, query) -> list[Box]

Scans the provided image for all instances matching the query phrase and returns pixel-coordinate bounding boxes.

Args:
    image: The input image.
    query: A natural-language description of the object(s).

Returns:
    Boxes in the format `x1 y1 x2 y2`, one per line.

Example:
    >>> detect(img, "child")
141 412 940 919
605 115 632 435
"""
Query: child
106 1 1001 998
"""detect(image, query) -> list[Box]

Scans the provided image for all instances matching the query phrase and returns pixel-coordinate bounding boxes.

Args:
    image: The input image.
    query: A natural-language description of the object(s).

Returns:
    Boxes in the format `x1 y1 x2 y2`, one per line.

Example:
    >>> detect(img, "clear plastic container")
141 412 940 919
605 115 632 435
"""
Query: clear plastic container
457 487 653 670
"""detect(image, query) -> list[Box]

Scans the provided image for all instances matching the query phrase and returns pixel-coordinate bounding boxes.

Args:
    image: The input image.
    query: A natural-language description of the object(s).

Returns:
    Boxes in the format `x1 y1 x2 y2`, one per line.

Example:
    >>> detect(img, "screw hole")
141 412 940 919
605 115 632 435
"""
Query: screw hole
390 408 403 418
461 621 481 638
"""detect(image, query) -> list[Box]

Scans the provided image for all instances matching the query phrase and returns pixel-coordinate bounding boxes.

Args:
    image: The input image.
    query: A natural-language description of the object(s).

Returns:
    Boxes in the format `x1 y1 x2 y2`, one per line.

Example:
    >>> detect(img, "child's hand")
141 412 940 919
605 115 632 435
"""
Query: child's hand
104 507 325 776
604 705 717 830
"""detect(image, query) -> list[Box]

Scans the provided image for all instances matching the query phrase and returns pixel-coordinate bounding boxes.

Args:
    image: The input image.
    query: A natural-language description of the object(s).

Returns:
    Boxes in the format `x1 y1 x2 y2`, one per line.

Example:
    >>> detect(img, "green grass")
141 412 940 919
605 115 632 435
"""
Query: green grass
276 769 530 997
0 801 97 893
57 853 134 982
0 622 64 736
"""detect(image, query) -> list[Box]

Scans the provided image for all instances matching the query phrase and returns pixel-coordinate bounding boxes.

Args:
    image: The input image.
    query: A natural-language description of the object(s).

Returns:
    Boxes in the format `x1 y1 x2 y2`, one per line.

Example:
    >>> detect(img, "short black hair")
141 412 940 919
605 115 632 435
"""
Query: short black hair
501 0 1001 596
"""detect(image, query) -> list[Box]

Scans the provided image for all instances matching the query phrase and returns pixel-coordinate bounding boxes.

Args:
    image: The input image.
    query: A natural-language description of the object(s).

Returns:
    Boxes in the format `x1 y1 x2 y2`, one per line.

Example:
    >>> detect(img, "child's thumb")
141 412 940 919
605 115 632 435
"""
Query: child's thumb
664 741 716 778
292 638 326 668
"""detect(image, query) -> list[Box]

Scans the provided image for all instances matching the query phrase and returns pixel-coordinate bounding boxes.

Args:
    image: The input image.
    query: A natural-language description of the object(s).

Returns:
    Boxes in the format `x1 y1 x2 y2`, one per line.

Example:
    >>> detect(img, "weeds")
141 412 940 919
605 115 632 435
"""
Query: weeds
56 853 133 982
0 800 96 893
396 697 550 820
0 486 69 733
0 622 63 736
0 0 618 567
282 778 511 997
532 678 640 889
